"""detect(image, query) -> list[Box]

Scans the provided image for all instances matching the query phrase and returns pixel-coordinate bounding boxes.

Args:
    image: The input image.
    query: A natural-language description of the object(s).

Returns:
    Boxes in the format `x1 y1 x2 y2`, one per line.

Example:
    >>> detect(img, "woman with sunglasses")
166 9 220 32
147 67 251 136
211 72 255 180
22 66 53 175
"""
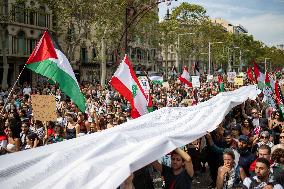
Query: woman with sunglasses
252 131 274 153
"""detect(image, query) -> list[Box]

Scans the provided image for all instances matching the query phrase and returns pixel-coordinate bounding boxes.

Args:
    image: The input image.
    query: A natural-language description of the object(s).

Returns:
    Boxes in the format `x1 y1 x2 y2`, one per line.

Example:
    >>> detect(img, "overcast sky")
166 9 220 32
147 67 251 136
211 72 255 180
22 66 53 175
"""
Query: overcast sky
158 0 284 47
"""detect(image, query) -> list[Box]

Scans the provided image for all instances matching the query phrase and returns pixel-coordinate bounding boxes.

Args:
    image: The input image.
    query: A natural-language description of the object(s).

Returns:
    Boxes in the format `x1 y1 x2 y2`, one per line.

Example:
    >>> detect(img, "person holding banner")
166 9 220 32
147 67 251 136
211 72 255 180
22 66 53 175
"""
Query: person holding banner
152 148 194 189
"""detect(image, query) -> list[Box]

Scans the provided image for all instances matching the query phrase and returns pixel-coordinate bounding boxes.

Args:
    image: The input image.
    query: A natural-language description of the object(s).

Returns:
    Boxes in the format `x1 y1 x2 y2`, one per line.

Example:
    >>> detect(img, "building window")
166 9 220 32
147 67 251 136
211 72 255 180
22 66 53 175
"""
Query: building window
17 31 26 55
81 48 88 64
28 39 36 54
14 3 26 24
38 6 46 27
29 11 35 25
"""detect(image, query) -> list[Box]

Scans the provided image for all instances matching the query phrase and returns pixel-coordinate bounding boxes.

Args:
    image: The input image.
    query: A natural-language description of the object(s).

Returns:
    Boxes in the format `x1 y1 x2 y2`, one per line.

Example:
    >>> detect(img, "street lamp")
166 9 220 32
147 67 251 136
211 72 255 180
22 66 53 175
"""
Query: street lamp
264 58 271 72
176 32 195 73
208 41 223 75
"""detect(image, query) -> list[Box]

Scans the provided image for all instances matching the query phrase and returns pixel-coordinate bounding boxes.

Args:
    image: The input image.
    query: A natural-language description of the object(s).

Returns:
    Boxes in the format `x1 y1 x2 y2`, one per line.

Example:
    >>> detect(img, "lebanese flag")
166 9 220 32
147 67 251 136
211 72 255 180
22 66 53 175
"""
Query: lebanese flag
179 66 192 87
246 67 254 82
110 55 149 119
26 31 86 112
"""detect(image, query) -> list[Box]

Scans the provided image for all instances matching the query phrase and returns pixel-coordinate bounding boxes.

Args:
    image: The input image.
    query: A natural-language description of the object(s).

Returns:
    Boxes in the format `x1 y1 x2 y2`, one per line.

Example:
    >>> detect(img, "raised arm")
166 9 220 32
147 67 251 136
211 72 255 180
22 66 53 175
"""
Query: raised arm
175 148 194 177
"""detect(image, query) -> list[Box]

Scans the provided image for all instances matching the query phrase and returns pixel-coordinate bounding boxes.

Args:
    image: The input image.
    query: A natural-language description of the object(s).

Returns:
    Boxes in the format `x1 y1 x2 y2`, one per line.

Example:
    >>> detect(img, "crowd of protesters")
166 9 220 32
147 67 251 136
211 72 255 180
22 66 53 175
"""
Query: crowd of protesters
0 71 284 189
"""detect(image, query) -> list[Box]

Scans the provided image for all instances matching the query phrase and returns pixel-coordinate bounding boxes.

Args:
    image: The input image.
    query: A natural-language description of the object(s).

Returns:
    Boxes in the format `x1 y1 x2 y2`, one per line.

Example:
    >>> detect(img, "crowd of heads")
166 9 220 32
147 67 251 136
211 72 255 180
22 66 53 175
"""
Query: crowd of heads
0 72 284 188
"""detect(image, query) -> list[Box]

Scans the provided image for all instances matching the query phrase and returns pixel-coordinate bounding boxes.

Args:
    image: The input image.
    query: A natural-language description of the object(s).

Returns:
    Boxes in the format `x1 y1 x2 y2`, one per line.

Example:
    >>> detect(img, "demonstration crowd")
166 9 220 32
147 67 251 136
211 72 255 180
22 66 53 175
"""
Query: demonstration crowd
0 71 284 189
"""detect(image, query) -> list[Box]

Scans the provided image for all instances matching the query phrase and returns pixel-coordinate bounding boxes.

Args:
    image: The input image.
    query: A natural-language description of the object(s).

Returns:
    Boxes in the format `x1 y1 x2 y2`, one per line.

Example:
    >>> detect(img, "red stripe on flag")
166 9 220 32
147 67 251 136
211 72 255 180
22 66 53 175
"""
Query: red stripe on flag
109 76 141 118
179 76 192 87
123 55 150 106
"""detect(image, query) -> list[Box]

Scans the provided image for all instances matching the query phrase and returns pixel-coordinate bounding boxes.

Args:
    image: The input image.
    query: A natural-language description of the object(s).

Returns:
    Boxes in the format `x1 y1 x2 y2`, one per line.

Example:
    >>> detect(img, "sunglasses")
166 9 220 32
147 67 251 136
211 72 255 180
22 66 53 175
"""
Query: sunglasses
251 112 257 114
260 136 269 139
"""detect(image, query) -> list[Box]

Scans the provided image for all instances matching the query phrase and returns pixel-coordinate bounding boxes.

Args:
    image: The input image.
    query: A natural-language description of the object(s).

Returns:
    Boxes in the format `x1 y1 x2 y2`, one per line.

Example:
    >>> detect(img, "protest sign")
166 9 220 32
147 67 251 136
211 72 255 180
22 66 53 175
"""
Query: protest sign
227 72 237 83
234 76 244 86
31 95 57 121
191 76 200 88
207 75 213 82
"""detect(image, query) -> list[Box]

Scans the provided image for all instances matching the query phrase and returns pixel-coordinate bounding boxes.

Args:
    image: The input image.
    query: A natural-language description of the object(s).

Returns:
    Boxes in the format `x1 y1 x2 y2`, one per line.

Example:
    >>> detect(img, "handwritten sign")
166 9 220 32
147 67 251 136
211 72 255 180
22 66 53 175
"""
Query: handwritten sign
191 76 200 88
234 76 244 86
227 72 237 83
31 95 57 121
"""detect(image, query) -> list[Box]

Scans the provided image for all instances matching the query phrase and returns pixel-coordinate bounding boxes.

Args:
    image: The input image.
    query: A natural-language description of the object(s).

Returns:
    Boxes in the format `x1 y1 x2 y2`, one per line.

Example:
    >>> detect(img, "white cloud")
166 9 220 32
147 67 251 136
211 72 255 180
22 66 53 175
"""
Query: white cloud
231 13 284 45
159 0 284 46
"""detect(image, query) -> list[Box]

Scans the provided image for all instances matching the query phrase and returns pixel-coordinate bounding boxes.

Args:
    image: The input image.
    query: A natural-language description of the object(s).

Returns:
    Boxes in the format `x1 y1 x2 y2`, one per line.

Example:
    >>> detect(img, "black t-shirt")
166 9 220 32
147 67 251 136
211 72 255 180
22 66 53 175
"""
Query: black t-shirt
162 164 192 189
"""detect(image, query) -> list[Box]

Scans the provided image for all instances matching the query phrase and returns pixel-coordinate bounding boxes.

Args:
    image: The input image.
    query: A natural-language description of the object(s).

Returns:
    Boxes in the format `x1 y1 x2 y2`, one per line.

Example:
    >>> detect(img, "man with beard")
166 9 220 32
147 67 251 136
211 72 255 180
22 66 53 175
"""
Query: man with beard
152 148 194 189
243 158 283 189
237 135 255 177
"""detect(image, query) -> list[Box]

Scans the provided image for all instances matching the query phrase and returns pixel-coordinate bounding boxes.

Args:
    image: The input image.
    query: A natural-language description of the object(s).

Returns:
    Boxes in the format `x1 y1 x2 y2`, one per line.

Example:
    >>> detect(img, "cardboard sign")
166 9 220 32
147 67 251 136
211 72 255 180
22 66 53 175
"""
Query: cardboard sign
227 72 237 83
234 76 244 86
31 95 57 121
191 76 200 88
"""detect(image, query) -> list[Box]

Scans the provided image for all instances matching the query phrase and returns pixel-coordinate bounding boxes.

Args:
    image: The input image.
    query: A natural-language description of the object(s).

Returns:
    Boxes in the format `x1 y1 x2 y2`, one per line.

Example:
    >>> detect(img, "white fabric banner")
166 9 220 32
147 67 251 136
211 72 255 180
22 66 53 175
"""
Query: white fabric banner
0 86 258 189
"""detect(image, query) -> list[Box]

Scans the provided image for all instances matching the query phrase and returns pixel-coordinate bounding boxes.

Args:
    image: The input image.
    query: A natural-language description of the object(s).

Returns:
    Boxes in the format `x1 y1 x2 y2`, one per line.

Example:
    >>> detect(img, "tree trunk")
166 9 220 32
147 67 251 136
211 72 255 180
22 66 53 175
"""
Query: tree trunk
1 29 9 89
100 37 106 88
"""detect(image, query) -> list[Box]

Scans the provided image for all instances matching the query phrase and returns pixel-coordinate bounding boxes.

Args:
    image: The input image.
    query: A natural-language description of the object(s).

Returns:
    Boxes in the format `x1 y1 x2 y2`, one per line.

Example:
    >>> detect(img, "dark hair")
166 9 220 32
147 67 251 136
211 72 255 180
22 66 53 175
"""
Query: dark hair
271 148 284 163
223 148 235 160
258 144 271 155
223 130 232 137
256 157 270 168
27 133 38 141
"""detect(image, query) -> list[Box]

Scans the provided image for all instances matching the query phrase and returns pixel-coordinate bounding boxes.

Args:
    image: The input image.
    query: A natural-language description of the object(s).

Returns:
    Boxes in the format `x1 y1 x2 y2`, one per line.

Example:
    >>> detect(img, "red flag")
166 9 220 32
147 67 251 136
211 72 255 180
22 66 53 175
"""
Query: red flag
246 67 254 82
275 81 282 105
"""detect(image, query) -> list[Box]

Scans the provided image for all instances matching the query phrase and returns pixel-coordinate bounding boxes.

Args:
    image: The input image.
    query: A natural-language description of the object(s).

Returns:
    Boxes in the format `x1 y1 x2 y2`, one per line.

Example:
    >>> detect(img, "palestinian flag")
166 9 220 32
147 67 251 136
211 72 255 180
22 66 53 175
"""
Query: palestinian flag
26 31 86 112
265 72 275 90
149 75 163 85
110 54 149 119
254 62 265 89
179 66 192 87
218 75 225 92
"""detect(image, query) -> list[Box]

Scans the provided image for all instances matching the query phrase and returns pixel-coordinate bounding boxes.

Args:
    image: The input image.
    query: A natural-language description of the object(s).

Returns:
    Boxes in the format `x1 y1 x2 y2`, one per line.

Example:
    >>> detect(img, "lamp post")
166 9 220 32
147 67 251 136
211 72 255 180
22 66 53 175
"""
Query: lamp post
208 41 223 75
264 58 271 72
176 32 195 73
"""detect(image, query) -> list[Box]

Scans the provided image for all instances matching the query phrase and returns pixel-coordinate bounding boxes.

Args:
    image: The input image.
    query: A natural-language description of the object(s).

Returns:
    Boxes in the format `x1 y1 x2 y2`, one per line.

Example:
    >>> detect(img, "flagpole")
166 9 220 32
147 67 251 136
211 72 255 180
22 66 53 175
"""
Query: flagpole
1 64 26 113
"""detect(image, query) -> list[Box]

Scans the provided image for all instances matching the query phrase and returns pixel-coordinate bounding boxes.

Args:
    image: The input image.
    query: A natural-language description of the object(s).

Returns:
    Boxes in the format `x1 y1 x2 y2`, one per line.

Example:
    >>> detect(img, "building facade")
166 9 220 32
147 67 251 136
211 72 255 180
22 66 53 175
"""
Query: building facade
0 0 52 87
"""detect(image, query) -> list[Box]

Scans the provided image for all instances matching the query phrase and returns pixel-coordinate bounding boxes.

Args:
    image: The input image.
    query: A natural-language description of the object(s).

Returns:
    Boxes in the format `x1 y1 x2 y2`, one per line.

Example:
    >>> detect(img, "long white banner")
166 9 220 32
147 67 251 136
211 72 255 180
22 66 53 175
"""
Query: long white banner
0 85 258 189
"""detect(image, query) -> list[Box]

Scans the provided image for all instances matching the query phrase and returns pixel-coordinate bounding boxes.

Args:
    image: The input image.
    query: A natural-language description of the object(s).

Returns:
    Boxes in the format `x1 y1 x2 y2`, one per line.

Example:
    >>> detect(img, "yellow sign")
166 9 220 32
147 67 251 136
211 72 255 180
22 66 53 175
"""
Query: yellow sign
234 76 244 86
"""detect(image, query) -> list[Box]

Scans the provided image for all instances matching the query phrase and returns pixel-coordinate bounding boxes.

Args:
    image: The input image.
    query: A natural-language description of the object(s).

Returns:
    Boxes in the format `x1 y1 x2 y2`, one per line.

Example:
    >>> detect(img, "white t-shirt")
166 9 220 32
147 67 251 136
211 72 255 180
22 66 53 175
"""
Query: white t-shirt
23 87 32 95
